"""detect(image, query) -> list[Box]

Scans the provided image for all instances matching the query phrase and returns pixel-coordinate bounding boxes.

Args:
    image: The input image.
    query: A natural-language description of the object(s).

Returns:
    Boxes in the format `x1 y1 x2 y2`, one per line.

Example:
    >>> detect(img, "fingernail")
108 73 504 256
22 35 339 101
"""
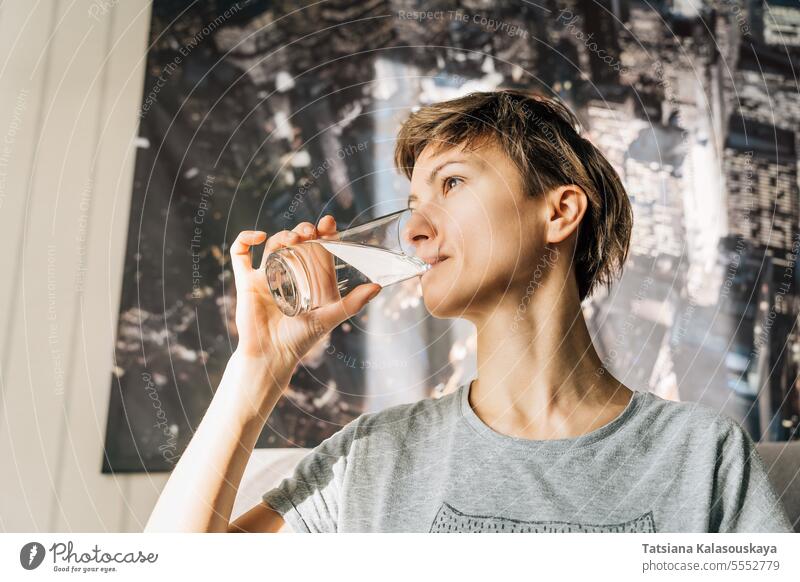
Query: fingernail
367 286 381 300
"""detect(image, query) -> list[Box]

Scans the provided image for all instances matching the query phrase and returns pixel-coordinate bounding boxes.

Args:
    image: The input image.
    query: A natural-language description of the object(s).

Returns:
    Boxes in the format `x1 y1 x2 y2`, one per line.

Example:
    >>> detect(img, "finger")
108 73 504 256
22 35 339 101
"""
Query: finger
313 283 381 331
259 230 302 270
317 214 341 241
263 230 302 254
317 214 337 236
259 222 313 270
292 221 317 239
231 231 267 280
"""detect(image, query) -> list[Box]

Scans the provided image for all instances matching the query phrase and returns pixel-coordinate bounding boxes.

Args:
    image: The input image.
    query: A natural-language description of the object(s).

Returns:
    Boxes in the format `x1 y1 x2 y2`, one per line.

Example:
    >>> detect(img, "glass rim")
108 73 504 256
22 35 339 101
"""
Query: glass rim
334 208 410 238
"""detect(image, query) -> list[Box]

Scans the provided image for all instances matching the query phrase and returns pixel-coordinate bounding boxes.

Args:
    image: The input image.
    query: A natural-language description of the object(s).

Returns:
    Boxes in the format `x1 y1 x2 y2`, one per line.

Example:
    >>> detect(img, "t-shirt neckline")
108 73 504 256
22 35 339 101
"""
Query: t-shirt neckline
458 379 646 454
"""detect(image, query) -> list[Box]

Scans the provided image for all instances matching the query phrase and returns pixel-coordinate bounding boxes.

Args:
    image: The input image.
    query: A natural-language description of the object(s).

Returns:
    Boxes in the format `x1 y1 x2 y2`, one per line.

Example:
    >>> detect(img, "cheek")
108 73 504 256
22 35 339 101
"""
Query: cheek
443 238 512 295
448 205 491 254
500 236 536 280
472 238 544 298
443 191 538 285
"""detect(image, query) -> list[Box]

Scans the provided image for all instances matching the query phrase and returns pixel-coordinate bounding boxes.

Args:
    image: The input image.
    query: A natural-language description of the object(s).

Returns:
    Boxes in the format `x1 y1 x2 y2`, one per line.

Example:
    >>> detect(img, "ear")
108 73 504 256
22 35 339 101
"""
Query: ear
545 184 588 244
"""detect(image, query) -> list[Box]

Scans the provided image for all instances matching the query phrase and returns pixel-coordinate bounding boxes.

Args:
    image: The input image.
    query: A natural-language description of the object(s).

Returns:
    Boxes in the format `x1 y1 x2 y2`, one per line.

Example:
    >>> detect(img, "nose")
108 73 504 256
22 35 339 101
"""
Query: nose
401 210 435 251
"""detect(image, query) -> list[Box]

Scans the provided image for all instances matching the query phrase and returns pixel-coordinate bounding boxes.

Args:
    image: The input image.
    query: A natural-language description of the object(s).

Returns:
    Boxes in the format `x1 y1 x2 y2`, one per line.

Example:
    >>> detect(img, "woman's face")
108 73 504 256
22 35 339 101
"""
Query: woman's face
402 139 547 320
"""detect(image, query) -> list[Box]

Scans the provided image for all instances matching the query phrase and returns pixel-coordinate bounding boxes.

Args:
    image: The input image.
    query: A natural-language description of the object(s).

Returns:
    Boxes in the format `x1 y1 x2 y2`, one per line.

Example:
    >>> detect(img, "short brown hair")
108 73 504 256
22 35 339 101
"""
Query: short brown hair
394 89 633 302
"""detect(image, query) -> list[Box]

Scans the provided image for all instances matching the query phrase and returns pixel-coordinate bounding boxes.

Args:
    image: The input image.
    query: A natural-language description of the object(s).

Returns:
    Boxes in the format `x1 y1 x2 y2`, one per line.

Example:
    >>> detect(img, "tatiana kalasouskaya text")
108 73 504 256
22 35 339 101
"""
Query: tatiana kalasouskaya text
642 543 777 556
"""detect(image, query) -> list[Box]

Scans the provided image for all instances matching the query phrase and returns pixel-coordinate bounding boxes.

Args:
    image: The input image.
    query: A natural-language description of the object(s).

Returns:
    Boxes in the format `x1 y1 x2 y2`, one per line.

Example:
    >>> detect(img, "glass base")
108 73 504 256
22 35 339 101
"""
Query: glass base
265 249 311 317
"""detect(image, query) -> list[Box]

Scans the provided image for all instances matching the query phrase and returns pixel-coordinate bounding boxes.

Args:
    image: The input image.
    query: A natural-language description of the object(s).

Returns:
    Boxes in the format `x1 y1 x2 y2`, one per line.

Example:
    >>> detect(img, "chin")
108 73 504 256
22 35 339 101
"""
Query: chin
422 295 455 318
421 275 468 319
422 265 509 319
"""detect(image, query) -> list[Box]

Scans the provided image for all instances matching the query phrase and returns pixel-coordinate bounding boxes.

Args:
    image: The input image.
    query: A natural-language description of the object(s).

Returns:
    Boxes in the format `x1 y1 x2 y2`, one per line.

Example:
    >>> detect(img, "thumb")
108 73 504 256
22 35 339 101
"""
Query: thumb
315 283 381 330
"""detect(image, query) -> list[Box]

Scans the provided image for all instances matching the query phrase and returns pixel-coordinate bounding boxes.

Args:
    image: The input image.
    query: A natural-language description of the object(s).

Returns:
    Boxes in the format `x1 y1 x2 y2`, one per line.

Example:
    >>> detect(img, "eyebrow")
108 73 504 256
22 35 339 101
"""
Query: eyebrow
426 159 468 184
408 159 470 206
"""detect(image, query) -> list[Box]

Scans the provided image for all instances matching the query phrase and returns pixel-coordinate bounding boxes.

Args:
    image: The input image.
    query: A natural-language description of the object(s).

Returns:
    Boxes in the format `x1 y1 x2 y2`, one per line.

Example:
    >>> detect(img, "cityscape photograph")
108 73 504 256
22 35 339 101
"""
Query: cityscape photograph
102 0 800 472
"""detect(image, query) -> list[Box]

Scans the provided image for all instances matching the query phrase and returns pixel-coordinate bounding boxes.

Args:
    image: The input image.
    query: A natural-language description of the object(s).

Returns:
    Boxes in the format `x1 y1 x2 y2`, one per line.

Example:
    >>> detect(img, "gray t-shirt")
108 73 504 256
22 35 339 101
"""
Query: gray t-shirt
262 381 793 532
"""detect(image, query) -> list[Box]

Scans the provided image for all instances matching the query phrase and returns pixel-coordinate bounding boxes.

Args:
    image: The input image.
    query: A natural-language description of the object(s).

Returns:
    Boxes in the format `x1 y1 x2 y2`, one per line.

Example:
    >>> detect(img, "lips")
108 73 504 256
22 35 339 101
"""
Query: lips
421 254 449 267
421 255 449 276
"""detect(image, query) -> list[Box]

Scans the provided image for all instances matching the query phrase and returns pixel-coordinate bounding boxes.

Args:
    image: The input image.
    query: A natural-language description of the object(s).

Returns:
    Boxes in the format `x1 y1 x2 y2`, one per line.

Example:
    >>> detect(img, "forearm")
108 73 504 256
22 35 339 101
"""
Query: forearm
144 351 290 532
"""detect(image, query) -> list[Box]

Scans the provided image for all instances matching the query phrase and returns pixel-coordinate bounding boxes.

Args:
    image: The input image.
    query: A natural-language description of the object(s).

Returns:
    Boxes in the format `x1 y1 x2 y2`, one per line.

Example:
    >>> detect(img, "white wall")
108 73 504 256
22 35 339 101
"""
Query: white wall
0 0 297 533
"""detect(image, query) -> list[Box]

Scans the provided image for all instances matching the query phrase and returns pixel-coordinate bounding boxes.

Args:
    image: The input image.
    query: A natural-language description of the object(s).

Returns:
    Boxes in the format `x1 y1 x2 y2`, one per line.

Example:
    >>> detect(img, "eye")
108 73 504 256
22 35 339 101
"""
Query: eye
443 176 463 193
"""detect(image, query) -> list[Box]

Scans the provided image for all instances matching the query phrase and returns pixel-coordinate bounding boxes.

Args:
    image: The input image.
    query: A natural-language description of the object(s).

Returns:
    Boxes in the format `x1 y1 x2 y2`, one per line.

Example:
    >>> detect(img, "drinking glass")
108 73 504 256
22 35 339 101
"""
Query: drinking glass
264 209 429 316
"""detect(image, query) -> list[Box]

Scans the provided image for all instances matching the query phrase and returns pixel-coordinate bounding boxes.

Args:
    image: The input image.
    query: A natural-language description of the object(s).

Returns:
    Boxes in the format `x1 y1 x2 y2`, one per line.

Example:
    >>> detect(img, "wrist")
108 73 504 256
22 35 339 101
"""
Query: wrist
229 349 295 382
217 351 294 418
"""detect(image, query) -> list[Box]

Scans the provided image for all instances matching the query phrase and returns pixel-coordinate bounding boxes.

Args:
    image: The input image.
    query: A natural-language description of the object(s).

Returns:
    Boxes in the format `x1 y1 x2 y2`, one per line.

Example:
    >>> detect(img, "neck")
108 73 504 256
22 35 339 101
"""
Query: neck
465 276 632 439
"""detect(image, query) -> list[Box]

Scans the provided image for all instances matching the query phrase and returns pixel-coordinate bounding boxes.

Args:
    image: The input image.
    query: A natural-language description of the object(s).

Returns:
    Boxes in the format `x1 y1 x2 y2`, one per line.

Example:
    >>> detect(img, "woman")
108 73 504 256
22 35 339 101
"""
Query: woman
146 90 793 533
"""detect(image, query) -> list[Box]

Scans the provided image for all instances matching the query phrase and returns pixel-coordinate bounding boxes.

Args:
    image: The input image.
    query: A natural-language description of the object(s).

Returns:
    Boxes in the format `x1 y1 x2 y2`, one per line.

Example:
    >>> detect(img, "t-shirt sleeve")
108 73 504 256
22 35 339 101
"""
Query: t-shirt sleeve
261 415 360 533
711 421 794 532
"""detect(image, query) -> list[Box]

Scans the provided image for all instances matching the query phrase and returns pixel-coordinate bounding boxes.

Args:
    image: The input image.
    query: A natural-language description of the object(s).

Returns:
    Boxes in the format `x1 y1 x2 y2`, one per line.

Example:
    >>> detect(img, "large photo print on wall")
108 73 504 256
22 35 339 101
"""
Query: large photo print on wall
103 0 800 472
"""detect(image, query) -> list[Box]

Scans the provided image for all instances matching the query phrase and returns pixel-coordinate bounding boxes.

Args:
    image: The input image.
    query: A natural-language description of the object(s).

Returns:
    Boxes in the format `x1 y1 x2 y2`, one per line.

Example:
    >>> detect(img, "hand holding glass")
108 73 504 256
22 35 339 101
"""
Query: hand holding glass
265 209 430 316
